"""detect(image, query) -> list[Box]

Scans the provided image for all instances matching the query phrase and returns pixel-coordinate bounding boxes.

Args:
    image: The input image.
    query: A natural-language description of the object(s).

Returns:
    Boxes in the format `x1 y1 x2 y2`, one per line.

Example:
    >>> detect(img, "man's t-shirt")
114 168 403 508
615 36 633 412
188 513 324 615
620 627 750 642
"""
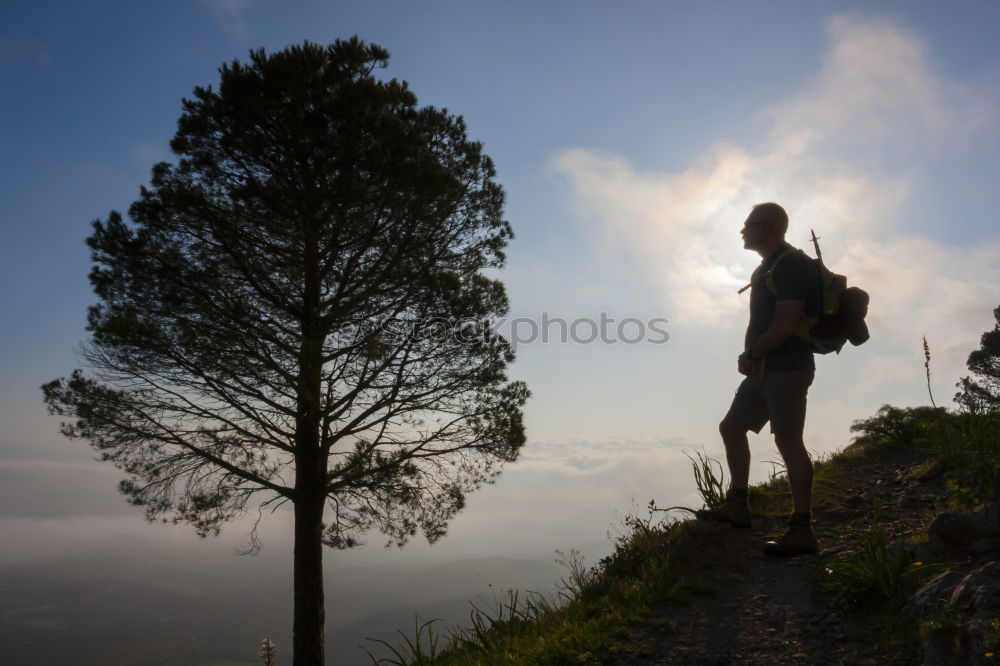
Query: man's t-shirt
748 242 822 371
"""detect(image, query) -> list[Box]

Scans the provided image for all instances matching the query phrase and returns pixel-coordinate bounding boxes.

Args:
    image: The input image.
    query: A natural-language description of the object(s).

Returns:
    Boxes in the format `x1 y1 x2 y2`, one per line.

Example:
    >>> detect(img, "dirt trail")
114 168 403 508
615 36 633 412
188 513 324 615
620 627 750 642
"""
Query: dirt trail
613 449 938 666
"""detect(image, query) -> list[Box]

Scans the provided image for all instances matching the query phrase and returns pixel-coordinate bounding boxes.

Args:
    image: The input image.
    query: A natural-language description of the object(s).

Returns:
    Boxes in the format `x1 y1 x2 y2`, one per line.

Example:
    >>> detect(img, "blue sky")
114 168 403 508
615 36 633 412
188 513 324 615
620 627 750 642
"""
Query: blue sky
2 1 1000 658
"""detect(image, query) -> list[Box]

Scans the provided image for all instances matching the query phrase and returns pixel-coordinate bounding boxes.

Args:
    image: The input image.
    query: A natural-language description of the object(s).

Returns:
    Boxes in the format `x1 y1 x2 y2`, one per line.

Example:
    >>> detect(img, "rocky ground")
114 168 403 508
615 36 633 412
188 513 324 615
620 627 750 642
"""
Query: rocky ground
611 448 1000 665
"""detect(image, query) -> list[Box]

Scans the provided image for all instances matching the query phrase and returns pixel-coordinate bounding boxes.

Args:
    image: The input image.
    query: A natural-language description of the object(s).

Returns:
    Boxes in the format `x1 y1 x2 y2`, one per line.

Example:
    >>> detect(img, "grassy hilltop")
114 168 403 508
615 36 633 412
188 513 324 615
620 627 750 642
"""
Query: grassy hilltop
372 405 1000 665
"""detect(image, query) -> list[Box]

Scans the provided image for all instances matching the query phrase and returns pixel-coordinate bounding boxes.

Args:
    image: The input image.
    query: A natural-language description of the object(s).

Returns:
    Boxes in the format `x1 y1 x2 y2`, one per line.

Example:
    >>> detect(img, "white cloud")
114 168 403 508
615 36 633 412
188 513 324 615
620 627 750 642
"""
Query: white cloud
199 0 253 39
552 14 1000 398
765 15 992 156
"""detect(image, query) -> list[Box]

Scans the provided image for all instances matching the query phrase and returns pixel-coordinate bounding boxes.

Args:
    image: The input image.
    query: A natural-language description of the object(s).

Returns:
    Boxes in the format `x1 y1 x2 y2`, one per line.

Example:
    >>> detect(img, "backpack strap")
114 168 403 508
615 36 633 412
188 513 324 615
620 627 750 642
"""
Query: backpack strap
737 246 799 294
764 246 801 294
766 247 818 340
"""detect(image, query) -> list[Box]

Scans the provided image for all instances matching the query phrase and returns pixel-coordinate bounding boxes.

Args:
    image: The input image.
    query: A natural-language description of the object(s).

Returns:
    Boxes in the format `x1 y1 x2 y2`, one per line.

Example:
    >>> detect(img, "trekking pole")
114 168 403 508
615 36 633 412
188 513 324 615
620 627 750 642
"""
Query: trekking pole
810 228 824 265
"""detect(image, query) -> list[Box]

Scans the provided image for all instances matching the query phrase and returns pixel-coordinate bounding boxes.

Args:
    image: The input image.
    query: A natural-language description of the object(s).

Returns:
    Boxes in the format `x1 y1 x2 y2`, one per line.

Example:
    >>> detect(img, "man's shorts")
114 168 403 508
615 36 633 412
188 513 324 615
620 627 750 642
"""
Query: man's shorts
723 368 815 435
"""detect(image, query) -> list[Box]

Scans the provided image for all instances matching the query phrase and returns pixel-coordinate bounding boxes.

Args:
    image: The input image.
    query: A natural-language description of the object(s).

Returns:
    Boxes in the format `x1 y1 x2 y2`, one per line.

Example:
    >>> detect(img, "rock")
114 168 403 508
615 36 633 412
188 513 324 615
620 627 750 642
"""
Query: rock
903 570 965 621
962 619 997 666
921 502 1000 561
929 511 981 546
904 563 1000 666
971 538 1000 556
979 561 1000 579
919 628 962 666
915 537 947 564
908 564 1000 615
977 502 1000 531
948 570 1000 612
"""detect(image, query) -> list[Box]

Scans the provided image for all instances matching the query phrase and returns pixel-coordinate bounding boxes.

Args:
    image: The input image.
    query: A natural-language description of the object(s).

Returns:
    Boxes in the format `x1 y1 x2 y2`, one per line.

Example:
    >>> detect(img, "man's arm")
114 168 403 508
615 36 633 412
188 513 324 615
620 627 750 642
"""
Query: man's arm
745 299 804 360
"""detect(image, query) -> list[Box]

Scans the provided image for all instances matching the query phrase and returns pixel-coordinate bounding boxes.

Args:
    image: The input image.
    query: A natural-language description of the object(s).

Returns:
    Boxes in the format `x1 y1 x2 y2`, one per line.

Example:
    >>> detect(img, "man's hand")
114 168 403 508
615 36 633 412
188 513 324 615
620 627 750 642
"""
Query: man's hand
738 352 759 376
740 299 803 376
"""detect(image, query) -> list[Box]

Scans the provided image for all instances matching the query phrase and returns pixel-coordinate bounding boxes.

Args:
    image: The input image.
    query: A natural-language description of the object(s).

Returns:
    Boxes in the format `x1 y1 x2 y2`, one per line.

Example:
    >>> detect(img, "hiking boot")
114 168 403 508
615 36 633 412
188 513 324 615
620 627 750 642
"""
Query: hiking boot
695 491 751 529
763 512 818 557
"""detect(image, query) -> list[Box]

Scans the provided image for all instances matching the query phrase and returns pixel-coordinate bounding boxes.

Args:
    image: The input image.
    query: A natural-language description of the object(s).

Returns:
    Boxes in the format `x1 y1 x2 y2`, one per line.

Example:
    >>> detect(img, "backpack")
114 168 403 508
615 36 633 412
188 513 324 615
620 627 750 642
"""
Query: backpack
741 230 870 355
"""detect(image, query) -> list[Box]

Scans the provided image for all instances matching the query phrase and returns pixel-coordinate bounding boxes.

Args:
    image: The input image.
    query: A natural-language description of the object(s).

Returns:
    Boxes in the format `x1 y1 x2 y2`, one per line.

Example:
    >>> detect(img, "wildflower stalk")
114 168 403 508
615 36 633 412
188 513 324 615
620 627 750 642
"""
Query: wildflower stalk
259 638 277 666
923 335 937 408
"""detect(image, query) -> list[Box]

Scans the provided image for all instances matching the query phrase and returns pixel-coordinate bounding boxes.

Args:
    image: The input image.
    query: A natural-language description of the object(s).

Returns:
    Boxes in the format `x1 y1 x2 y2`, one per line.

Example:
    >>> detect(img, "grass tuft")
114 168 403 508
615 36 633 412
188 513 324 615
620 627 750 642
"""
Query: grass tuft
365 616 444 665
818 511 946 611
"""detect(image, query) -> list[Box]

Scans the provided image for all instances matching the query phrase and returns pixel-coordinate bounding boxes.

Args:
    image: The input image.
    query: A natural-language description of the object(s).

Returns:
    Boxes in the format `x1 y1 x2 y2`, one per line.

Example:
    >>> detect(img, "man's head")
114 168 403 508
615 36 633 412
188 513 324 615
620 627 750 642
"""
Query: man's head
741 202 788 255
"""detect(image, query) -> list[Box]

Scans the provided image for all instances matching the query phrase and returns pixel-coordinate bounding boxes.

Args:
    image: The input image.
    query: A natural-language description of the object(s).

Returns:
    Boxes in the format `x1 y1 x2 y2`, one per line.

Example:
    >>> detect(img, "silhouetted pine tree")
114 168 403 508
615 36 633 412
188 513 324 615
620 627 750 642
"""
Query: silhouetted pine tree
43 38 527 666
955 305 1000 413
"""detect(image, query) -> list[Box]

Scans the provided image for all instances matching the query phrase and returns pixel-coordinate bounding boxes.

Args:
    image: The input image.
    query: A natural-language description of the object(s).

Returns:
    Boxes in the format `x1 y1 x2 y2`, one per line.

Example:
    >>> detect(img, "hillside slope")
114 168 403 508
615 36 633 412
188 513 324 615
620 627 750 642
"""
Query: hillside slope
412 407 1000 666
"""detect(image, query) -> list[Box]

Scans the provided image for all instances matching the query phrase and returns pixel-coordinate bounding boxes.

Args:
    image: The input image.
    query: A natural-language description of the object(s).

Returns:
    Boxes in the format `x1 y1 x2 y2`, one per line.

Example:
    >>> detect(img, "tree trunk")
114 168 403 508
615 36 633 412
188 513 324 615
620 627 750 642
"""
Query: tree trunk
294 226 327 665
293 494 326 665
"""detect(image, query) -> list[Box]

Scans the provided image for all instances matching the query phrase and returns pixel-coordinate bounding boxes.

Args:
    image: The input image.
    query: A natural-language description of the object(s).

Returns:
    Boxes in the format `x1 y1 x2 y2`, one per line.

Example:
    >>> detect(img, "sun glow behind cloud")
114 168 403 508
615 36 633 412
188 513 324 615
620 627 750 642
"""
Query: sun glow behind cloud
552 15 1000 397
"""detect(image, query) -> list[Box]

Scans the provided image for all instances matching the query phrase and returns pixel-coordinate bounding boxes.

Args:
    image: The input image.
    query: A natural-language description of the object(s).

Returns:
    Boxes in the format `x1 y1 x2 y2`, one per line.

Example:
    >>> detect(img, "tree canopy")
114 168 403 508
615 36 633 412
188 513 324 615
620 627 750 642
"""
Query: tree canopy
43 38 528 664
956 304 1000 413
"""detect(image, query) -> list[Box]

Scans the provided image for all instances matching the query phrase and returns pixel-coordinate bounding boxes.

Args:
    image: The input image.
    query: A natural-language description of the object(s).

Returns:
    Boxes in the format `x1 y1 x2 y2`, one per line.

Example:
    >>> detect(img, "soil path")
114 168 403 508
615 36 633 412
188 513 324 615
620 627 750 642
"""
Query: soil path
612 449 939 666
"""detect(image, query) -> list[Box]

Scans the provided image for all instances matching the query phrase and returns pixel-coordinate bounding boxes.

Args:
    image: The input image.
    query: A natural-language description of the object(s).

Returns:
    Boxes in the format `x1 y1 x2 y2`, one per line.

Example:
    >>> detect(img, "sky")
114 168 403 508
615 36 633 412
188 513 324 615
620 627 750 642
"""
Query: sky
2 0 1000 662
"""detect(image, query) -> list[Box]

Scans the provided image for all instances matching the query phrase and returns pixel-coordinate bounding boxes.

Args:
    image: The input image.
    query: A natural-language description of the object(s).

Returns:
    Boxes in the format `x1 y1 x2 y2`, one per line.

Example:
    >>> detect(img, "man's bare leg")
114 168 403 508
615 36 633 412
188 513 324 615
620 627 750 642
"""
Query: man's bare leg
719 419 751 491
773 432 813 513
695 419 754 528
764 431 818 556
